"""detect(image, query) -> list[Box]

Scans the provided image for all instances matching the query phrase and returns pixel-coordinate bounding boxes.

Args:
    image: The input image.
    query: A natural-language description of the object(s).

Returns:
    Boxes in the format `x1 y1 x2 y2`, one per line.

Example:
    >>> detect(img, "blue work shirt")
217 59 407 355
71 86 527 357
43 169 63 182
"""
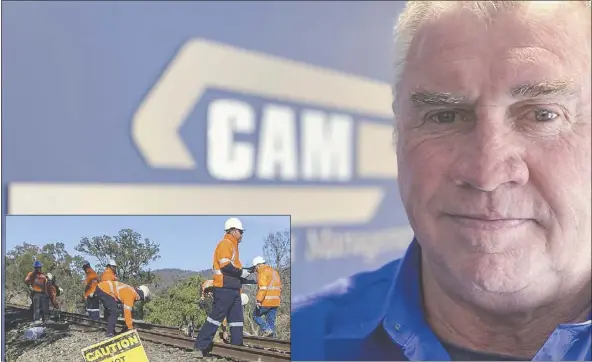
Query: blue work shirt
292 239 592 361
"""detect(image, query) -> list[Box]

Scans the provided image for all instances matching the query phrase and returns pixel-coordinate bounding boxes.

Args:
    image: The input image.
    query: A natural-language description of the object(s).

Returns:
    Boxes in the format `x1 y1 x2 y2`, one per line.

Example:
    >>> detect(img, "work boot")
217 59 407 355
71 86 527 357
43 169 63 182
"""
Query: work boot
192 349 204 358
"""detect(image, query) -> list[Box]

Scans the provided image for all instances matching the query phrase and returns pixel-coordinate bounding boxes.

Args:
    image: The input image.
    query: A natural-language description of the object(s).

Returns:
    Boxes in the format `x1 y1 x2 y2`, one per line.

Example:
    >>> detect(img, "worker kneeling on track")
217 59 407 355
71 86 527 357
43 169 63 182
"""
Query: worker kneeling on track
193 217 253 357
95 280 150 338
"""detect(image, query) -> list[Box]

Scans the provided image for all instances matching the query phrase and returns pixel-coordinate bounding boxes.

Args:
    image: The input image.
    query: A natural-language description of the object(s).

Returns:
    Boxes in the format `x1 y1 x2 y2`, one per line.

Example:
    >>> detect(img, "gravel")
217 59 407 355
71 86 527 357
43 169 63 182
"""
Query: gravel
6 321 232 362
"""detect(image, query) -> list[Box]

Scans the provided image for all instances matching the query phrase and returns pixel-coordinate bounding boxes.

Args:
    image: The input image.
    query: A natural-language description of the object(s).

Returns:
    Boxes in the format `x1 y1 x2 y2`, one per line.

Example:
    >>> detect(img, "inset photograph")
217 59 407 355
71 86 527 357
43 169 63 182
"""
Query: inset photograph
4 215 291 362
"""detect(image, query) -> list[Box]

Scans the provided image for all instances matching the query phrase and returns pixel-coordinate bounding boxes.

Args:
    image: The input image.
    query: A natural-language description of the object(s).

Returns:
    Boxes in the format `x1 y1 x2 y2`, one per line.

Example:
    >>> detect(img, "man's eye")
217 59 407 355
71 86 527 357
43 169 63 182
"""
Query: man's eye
429 111 459 124
534 109 559 122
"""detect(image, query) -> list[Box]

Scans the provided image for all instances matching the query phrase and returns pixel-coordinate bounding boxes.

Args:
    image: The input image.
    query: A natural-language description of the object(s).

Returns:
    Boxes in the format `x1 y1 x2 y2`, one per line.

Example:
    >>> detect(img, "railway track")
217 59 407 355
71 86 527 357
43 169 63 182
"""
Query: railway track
5 304 290 362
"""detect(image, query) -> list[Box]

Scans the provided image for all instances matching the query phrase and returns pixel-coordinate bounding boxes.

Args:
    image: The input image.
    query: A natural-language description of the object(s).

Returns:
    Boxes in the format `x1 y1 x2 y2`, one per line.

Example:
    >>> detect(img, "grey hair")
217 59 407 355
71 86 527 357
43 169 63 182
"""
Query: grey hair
392 0 591 106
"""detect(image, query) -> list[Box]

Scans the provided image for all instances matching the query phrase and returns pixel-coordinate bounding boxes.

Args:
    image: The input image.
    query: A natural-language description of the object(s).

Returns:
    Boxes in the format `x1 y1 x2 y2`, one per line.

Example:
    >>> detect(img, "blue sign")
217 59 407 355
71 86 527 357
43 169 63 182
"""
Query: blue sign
2 1 410 296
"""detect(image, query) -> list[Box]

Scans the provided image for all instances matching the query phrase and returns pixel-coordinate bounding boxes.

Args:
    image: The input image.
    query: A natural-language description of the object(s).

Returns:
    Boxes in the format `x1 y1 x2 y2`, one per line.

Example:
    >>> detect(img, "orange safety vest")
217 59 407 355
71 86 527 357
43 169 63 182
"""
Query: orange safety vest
25 272 48 294
212 234 243 289
101 267 118 282
84 267 99 299
256 265 282 308
97 280 139 329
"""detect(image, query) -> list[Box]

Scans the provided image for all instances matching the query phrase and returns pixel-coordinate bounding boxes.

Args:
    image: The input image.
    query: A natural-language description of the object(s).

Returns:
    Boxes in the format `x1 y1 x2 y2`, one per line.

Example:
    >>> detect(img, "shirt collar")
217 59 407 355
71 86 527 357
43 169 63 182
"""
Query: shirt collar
379 238 592 359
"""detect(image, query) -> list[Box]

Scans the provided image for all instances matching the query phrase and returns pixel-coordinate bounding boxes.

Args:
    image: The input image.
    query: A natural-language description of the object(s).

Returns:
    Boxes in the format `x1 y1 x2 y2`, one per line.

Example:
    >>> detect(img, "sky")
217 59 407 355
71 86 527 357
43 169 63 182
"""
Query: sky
4 215 290 271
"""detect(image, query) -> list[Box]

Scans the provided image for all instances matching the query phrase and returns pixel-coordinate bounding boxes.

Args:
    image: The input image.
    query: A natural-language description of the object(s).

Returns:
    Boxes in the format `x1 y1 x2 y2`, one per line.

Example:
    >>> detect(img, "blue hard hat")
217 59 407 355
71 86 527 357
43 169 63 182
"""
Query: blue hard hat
33 261 42 268
82 260 91 267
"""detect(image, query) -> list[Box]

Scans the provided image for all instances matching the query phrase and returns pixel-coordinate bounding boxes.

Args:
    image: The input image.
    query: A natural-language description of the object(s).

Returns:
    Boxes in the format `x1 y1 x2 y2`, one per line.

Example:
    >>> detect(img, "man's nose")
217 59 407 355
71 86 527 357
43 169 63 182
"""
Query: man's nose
449 119 529 192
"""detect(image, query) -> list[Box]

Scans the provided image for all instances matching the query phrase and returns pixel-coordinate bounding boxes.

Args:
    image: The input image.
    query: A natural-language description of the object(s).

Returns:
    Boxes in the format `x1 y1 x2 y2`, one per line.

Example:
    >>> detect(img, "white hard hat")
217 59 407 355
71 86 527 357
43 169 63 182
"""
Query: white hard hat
46 273 54 281
241 293 249 306
138 285 150 300
252 256 266 266
107 259 117 267
224 218 244 231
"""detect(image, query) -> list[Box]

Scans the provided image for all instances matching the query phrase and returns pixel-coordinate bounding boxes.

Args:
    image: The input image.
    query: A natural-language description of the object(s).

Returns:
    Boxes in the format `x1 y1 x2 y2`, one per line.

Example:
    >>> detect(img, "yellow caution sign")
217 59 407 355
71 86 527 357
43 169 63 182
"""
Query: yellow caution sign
81 329 149 362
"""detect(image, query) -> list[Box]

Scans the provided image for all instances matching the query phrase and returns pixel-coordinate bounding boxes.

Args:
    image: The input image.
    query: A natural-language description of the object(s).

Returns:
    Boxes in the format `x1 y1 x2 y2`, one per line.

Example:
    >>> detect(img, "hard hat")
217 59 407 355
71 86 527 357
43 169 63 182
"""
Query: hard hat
46 273 54 281
224 217 244 231
252 256 266 266
82 260 90 267
33 261 43 268
138 285 150 300
241 293 249 306
107 259 117 267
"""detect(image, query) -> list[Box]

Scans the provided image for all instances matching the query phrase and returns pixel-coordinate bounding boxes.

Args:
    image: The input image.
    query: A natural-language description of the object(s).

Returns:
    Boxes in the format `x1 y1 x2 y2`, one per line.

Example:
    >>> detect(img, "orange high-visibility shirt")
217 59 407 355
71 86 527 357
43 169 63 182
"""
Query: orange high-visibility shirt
25 272 49 294
84 267 99 299
101 267 118 282
97 281 139 329
212 234 242 289
256 265 282 307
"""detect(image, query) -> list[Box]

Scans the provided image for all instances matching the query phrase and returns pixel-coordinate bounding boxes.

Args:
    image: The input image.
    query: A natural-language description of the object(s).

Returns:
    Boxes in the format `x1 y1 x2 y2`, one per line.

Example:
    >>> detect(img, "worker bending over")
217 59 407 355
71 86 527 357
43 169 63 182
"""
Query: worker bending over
252 257 282 338
82 260 100 320
193 218 252 357
46 273 63 317
25 261 50 323
95 280 150 337
101 259 118 282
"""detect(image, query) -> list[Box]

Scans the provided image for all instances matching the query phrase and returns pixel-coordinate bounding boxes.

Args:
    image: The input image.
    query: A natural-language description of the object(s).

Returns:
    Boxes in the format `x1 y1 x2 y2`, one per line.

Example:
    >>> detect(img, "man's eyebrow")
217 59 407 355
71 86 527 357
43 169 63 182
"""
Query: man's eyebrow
410 91 471 107
510 80 577 98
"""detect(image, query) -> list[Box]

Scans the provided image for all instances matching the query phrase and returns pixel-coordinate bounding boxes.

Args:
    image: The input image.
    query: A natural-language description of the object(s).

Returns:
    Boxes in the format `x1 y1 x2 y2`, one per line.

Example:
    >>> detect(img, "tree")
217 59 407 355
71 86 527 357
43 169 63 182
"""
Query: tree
143 275 208 326
4 242 86 312
260 230 291 339
75 228 160 287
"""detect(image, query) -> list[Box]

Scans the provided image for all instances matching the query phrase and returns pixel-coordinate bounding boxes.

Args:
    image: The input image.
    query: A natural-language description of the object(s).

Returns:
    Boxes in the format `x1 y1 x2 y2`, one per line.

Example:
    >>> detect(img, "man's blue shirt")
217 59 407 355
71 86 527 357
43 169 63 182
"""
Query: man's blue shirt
291 239 592 361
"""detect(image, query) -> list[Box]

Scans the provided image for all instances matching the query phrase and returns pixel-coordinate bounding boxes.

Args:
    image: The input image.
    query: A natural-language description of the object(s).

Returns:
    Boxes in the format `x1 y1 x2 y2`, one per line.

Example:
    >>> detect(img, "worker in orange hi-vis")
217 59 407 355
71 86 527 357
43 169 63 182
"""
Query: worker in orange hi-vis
193 217 254 357
252 256 282 338
100 259 118 282
95 280 151 338
82 260 100 320
25 260 50 323
46 273 63 310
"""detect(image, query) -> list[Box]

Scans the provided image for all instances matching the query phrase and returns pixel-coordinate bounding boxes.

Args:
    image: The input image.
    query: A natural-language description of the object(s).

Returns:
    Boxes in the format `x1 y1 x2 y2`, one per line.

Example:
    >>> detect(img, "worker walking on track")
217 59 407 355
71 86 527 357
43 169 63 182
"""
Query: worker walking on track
95 280 150 337
251 256 282 338
25 261 50 323
100 259 118 282
82 260 100 320
193 218 253 357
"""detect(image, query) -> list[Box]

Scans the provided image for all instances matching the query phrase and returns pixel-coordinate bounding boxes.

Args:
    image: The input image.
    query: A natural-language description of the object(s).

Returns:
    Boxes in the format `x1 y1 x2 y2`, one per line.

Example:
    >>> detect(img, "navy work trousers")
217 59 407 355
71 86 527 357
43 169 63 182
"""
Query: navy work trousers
86 295 100 321
194 287 243 350
96 287 119 336
31 292 50 322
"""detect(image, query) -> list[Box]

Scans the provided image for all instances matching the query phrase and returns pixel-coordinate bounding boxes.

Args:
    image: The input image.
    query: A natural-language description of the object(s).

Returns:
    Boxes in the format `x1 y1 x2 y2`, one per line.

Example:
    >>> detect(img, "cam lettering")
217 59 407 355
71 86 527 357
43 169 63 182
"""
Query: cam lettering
83 334 140 362
207 99 353 182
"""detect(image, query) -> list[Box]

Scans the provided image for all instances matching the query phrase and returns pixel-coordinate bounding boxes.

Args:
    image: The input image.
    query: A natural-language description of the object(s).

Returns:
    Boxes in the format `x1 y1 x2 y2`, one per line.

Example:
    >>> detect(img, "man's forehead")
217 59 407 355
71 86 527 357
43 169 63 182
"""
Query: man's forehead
402 8 588 102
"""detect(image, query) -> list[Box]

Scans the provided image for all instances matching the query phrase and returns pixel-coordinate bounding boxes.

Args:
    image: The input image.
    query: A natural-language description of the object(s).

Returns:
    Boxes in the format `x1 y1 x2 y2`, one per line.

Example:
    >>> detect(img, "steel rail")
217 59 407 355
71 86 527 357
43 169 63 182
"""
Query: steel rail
132 319 290 352
6 304 290 362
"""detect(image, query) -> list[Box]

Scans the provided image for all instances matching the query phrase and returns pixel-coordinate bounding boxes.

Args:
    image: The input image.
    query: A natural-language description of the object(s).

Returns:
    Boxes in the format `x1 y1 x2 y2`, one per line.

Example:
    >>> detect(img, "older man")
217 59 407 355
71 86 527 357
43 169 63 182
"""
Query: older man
291 1 591 361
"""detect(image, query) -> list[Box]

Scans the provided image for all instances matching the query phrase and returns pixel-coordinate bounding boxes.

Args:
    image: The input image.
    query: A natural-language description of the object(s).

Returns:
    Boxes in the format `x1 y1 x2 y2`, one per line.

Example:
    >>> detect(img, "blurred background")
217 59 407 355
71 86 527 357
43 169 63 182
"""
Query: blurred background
2 1 411 298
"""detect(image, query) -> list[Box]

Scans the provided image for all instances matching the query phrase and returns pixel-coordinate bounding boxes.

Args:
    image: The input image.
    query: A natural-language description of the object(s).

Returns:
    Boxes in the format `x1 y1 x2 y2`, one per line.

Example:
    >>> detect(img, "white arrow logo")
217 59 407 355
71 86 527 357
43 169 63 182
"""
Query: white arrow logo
9 38 399 225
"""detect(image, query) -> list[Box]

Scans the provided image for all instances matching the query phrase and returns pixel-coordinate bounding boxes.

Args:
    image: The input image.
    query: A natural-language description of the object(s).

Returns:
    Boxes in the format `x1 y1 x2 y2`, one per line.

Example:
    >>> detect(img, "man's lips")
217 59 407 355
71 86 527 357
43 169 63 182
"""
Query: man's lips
445 214 532 230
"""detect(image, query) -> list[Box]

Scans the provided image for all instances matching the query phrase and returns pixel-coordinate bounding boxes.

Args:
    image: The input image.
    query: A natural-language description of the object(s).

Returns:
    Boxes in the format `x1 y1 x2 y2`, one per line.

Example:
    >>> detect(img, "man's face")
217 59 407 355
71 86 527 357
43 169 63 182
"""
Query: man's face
234 229 244 242
396 6 591 310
